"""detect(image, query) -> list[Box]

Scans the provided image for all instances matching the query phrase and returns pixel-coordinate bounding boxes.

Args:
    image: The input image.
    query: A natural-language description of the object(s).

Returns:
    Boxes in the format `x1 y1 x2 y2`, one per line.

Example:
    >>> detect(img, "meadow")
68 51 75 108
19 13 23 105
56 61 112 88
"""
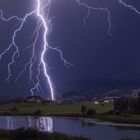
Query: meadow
0 102 113 115
0 102 139 124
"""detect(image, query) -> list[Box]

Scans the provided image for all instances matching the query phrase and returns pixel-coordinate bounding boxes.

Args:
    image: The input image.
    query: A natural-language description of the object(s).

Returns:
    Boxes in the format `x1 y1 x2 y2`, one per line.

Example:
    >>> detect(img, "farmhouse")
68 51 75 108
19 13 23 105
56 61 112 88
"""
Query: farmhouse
24 96 44 103
104 97 120 103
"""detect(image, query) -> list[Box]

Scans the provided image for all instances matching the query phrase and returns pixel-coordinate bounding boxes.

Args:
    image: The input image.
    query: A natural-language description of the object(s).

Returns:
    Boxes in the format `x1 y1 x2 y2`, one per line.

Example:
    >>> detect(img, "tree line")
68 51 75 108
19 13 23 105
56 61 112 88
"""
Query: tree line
114 96 140 114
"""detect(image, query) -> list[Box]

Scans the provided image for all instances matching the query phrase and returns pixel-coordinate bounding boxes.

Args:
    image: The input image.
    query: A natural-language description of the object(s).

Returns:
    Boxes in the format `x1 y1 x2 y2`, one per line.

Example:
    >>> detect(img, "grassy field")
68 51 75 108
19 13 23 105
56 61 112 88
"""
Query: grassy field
0 102 139 124
0 102 113 115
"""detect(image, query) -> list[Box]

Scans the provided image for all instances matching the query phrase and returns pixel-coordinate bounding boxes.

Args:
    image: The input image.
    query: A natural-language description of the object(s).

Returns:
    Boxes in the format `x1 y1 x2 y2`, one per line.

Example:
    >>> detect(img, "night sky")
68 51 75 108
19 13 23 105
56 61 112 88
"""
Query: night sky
0 0 140 99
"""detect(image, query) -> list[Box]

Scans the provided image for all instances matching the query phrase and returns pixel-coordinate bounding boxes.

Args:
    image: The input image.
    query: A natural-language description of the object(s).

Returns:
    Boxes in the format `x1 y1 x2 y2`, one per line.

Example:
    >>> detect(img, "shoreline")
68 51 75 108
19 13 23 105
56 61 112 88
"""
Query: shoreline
80 118 140 128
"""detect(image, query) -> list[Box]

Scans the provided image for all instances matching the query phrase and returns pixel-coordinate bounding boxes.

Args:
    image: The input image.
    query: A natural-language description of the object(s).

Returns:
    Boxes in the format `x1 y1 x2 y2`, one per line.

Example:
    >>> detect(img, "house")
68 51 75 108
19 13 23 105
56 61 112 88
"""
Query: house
93 99 103 104
94 100 100 104
104 97 119 103
24 96 44 103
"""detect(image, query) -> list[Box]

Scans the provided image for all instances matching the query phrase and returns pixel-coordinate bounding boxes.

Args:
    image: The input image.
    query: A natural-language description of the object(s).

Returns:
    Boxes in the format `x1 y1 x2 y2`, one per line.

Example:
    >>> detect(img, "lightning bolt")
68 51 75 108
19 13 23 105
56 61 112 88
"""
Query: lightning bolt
0 0 139 101
119 0 140 15
36 0 55 100
0 0 71 101
75 0 112 36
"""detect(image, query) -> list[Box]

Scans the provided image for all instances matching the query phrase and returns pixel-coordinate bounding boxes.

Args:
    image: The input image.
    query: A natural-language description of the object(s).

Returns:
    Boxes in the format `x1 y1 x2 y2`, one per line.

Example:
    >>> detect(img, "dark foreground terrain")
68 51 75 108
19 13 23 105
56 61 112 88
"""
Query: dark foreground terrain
0 128 89 140
0 128 139 140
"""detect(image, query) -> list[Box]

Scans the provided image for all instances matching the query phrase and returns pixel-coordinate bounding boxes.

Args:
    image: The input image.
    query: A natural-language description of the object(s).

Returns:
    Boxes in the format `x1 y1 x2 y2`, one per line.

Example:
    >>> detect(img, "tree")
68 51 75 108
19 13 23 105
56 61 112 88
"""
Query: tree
114 96 140 115
86 108 96 116
81 105 87 115
9 106 18 112
34 109 42 115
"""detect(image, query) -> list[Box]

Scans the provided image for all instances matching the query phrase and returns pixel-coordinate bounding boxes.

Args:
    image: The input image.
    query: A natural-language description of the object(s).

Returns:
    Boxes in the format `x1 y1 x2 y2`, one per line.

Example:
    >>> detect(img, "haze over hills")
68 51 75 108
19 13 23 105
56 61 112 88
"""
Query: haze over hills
0 77 140 101
69 76 140 90
62 77 140 98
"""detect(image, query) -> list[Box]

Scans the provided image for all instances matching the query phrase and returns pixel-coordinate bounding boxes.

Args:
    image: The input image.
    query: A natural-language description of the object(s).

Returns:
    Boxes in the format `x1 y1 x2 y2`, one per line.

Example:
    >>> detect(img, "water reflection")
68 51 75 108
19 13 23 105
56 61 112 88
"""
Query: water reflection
0 116 53 132
0 116 139 140
36 117 53 132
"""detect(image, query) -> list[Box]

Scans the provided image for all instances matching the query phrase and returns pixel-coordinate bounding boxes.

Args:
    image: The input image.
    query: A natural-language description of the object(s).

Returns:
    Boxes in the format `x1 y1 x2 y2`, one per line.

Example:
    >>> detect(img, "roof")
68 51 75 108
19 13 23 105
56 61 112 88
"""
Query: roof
25 96 43 100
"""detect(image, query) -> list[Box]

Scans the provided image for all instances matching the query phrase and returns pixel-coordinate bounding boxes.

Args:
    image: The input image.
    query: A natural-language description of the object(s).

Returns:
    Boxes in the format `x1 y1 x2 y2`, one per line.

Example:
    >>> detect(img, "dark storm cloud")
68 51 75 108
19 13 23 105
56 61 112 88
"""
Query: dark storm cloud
0 0 140 98
49 0 140 89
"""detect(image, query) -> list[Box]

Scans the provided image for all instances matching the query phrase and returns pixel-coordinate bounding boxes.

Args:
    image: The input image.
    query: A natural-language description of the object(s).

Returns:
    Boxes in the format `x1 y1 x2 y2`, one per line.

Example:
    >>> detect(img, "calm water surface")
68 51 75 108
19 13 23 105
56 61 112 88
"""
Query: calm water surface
0 116 139 140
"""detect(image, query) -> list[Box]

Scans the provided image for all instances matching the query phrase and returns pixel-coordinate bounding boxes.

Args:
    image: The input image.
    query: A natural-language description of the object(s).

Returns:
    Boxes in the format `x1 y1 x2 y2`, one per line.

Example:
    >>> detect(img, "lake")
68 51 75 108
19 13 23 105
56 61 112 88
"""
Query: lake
0 116 139 140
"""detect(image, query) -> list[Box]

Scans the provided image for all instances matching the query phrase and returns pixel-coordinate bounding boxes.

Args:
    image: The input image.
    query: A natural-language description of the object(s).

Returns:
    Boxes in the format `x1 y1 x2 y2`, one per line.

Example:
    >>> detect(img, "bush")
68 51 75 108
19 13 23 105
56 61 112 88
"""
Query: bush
101 104 105 106
34 109 42 115
107 110 114 115
86 108 96 116
81 105 87 115
9 107 18 112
